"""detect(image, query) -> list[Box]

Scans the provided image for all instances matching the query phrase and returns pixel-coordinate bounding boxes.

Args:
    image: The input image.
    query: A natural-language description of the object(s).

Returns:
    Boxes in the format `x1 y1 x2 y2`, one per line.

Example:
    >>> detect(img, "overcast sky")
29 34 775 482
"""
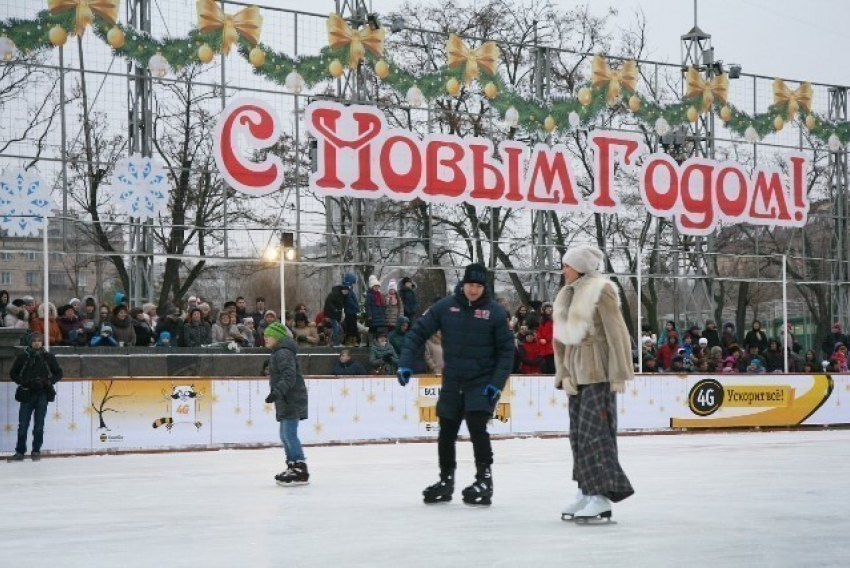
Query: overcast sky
266 0 849 86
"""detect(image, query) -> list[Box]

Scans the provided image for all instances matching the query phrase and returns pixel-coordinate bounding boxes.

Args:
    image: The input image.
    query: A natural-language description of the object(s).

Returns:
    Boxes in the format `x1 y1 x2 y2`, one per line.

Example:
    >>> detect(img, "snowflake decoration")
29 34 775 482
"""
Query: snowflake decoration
112 154 169 222
0 168 51 237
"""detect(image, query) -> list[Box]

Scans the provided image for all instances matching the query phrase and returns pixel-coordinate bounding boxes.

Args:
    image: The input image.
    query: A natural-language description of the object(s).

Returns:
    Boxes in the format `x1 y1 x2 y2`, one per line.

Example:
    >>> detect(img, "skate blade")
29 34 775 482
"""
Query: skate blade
275 480 310 487
561 514 577 521
423 496 453 504
462 498 492 507
574 512 614 524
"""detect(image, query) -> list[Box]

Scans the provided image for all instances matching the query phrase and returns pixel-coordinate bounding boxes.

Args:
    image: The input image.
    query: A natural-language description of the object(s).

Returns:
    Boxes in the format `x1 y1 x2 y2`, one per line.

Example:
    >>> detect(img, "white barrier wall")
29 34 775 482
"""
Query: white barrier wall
1 374 848 454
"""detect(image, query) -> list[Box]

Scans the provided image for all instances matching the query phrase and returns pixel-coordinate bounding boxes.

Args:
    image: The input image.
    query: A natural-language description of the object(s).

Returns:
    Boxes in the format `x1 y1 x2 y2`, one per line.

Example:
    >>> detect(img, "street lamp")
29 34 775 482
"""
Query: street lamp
279 232 296 317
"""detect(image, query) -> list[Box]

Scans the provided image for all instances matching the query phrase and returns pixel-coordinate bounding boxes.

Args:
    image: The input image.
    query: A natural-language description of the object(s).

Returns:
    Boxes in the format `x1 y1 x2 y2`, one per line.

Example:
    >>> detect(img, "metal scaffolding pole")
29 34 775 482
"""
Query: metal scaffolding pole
828 87 849 324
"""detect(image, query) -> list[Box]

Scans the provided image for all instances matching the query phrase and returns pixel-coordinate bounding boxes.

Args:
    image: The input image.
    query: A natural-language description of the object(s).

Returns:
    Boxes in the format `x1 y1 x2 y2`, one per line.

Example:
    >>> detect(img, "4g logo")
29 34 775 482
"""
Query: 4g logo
688 378 725 416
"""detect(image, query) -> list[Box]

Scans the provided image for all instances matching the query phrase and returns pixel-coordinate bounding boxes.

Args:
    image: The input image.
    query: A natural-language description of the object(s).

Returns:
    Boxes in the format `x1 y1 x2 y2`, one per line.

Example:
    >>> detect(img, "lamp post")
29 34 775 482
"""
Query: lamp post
278 232 296 319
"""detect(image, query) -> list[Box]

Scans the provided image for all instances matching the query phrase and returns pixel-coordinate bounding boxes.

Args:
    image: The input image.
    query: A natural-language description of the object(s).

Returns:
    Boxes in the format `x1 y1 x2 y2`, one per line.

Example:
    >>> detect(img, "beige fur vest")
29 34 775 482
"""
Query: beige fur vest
552 275 634 395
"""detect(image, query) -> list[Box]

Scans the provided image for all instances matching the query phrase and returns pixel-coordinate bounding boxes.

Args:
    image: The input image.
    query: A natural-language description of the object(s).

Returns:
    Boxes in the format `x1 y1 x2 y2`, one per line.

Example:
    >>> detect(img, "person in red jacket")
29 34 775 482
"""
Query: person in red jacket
656 331 680 370
537 302 555 374
517 329 544 374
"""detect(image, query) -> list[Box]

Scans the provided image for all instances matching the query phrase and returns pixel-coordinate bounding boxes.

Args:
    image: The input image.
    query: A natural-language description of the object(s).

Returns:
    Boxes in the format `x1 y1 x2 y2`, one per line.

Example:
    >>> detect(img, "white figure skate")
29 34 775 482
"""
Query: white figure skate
560 490 589 521
573 495 613 523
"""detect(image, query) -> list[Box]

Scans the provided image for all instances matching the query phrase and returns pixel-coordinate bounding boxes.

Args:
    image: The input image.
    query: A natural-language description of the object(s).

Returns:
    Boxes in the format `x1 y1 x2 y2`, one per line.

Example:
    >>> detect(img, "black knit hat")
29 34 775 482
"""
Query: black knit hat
462 263 488 286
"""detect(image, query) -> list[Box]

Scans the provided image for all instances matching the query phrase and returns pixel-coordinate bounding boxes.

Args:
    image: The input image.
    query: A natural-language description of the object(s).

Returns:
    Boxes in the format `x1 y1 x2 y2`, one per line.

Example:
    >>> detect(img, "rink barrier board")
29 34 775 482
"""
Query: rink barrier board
1 373 848 454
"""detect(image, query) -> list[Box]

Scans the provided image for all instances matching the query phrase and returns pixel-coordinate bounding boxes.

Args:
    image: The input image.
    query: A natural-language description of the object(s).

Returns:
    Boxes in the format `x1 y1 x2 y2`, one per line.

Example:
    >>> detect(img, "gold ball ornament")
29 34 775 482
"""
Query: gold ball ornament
687 106 699 123
329 59 344 78
249 47 266 68
774 115 785 131
805 114 817 130
0 36 15 61
578 87 592 106
374 59 390 79
197 44 214 64
628 95 641 112
446 78 461 97
484 82 499 99
544 116 556 133
49 25 68 47
106 26 125 49
720 105 732 122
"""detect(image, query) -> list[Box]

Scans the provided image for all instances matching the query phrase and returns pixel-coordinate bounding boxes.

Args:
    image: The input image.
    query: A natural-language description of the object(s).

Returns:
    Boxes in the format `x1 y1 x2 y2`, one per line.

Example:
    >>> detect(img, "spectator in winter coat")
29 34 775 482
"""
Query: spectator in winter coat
369 331 398 375
397 263 514 506
641 355 659 373
264 322 310 485
658 320 678 348
155 331 172 347
212 312 242 344
702 320 721 349
30 303 61 346
384 280 405 331
90 325 119 347
721 323 737 353
257 310 278 343
342 273 360 347
109 305 136 347
323 284 348 346
364 275 387 338
3 300 29 330
183 308 213 347
131 307 156 346
537 302 555 374
8 332 63 460
656 332 680 370
510 305 529 333
738 344 767 372
79 297 99 328
803 349 824 372
292 312 320 346
517 330 544 374
763 340 785 372
155 306 184 347
821 322 849 359
388 316 410 356
424 331 444 374
330 349 367 375
400 277 418 320
239 318 258 347
251 297 268 327
744 320 769 353
57 304 85 346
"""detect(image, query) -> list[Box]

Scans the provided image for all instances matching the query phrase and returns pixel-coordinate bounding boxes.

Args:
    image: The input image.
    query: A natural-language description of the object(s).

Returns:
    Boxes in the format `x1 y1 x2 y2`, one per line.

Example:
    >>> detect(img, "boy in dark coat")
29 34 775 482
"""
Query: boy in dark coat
264 322 310 485
397 263 514 506
9 333 63 461
399 277 419 320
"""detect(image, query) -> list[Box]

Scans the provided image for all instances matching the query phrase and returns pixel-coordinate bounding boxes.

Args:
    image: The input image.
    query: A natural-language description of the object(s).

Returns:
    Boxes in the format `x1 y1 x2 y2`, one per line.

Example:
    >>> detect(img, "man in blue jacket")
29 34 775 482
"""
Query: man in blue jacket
397 263 514 506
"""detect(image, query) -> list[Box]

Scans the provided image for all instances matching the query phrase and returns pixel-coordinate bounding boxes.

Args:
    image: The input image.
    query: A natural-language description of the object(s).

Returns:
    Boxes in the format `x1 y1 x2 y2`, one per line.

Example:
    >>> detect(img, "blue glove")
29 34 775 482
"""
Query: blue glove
397 367 413 386
483 384 502 404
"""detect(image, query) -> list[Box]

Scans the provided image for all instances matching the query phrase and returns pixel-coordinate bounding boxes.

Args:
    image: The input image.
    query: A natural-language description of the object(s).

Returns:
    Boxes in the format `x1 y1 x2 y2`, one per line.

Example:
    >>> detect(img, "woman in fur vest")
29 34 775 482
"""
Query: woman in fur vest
554 245 634 522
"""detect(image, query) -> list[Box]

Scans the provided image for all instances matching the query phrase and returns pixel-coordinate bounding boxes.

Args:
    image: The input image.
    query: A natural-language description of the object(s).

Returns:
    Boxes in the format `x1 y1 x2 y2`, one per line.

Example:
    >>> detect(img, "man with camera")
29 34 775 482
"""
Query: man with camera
8 333 63 461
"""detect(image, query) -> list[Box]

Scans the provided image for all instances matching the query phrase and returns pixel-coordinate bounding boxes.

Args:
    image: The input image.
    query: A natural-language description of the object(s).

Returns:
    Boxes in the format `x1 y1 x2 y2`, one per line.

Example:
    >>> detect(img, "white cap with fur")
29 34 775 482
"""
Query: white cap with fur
561 245 605 276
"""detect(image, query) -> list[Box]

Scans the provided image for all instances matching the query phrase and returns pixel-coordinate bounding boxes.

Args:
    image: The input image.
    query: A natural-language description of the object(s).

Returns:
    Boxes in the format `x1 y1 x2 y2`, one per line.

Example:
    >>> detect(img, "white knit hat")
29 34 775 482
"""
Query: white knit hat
388 278 398 292
561 245 604 275
368 275 381 288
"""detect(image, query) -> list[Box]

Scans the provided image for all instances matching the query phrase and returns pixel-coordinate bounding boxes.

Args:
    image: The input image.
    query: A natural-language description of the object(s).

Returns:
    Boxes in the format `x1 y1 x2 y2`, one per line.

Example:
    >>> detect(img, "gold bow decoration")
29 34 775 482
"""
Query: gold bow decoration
773 79 813 119
327 13 385 70
196 0 263 56
48 0 118 37
685 66 729 113
446 33 500 85
591 55 638 106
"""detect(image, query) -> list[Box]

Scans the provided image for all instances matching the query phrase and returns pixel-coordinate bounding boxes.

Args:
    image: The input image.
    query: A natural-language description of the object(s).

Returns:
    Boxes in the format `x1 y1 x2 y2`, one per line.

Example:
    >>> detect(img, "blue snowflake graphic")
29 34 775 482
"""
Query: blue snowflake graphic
0 168 52 237
113 154 170 222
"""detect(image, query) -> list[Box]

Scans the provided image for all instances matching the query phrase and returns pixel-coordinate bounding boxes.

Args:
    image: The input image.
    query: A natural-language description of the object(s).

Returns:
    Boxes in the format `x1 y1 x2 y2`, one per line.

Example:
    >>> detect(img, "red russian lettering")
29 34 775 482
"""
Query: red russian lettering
379 135 421 193
469 143 505 200
642 157 678 212
679 161 715 231
423 140 466 197
525 146 578 205
716 165 748 218
589 134 641 209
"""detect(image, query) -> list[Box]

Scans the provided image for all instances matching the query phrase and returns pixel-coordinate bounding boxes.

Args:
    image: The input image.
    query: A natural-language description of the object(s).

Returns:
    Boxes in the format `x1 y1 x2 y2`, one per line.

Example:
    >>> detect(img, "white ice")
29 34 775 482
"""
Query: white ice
2 430 850 568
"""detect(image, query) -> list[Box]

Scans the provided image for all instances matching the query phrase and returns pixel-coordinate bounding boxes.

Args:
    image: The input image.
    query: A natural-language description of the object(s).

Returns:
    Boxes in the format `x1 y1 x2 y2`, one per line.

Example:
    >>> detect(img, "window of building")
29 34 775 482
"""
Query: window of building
26 252 37 261
49 273 66 288
78 273 88 289
26 272 39 285
0 252 11 261
1 272 10 285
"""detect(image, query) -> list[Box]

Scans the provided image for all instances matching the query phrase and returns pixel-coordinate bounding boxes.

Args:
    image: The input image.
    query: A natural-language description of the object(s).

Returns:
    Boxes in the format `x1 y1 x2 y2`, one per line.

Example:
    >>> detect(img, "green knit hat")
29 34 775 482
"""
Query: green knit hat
264 322 289 342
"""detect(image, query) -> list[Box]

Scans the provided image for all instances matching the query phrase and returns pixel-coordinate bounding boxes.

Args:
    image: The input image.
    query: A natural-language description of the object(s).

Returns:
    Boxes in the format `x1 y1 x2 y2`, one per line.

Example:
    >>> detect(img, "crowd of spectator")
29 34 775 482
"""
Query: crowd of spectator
3 283 849 376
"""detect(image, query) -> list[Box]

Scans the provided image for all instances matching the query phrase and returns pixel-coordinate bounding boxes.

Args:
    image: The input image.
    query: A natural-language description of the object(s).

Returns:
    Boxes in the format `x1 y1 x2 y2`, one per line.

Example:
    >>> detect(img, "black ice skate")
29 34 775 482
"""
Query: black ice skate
31 452 41 462
276 461 309 486
573 495 613 523
274 461 294 485
461 463 493 506
422 469 455 504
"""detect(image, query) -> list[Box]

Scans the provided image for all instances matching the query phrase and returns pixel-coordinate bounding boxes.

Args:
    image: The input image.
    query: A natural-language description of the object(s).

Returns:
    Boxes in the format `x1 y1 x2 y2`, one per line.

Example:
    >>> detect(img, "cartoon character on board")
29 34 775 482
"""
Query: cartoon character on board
152 385 204 431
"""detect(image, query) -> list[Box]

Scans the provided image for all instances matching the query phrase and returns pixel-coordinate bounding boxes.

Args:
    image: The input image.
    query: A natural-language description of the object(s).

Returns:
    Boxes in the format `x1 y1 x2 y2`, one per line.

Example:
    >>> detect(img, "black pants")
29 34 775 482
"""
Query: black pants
343 314 358 344
543 354 555 374
437 411 492 471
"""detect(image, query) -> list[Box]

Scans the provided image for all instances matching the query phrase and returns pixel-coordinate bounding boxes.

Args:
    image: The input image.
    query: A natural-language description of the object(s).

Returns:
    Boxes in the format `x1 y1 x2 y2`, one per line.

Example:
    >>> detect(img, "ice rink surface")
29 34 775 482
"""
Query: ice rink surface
2 430 850 568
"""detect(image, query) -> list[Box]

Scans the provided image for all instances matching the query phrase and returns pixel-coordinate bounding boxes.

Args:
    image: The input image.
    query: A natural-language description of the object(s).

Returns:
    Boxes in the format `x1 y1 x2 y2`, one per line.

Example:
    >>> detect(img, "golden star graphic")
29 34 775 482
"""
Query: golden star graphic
68 421 78 431
211 393 220 404
329 405 336 414
403 413 409 421
648 398 654 405
234 406 242 415
366 393 376 403
412 399 419 408
388 405 396 413
620 407 626 414
52 411 62 422
313 423 324 434
527 399 534 407
83 405 94 415
659 406 665 412
263 403 273 413
561 402 568 409
675 395 681 402
631 388 639 397
352 415 360 423
836 400 841 407
3 423 12 433
340 387 350 398
245 419 254 427
509 389 517 398
845 383 850 391
536 410 543 419
548 396 557 406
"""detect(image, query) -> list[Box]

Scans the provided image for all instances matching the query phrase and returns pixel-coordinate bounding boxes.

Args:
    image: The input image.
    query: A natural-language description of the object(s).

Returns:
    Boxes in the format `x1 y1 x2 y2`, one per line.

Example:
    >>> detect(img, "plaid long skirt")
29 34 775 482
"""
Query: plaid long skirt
568 382 634 502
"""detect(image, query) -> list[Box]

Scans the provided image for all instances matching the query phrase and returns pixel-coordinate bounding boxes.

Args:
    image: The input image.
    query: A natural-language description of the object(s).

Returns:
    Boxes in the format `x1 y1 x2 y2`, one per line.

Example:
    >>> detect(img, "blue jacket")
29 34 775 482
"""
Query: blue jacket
399 288 513 419
364 289 387 329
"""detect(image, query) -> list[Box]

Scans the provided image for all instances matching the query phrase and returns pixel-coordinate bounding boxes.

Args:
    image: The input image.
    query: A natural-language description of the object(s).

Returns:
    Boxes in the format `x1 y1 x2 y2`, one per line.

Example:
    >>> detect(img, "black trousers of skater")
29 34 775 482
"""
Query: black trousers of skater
438 412 492 470
568 382 634 502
